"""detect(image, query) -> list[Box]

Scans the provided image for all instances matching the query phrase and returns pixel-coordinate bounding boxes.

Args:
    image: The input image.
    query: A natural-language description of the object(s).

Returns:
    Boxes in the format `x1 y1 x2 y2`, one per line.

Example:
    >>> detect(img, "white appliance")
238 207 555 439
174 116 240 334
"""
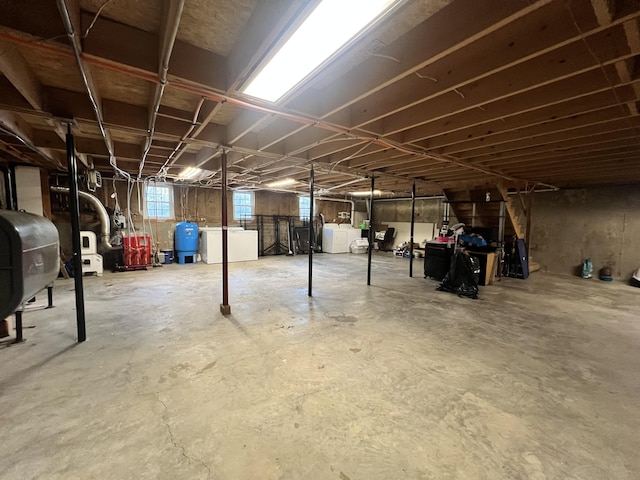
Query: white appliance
199 227 258 264
79 230 103 276
15 166 43 216
82 254 103 276
322 223 361 253
81 231 98 254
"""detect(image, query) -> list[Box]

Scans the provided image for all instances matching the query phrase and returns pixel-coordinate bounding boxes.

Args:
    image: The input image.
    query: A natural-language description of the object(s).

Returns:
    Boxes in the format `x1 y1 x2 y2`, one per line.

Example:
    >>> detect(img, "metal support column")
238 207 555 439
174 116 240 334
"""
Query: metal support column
6 166 17 210
14 310 23 343
498 200 506 278
367 175 375 286
308 165 314 297
220 149 231 315
409 181 416 277
498 201 506 249
66 125 86 342
471 202 476 227
525 188 534 258
46 285 54 309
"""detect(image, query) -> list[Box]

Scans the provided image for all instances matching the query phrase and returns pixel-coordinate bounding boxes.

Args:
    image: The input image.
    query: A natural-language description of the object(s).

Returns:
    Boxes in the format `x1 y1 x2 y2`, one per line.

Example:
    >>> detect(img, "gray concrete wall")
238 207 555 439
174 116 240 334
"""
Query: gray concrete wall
530 185 640 280
51 181 357 253
375 198 441 223
373 197 456 229
371 187 640 281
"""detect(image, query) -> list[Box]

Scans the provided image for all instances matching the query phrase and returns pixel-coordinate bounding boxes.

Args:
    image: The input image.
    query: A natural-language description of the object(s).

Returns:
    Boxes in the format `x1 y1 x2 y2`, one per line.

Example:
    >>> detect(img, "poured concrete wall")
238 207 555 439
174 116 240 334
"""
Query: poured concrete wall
373 197 457 230
371 186 640 281
52 181 355 253
530 185 640 280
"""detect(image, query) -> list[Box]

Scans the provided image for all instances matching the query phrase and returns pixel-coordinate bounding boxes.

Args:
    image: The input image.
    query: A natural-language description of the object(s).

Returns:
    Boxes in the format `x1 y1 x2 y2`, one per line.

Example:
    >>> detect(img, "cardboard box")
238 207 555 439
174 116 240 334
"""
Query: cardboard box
0 317 13 338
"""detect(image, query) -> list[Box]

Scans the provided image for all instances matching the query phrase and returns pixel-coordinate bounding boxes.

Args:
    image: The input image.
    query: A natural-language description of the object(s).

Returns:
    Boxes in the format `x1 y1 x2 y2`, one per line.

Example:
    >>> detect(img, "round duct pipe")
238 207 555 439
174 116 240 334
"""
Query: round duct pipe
51 186 116 250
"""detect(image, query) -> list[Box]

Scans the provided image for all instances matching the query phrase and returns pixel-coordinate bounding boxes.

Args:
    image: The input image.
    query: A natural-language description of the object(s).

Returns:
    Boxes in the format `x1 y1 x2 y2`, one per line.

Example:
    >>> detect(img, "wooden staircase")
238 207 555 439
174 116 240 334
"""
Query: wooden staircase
443 186 523 239
443 185 540 272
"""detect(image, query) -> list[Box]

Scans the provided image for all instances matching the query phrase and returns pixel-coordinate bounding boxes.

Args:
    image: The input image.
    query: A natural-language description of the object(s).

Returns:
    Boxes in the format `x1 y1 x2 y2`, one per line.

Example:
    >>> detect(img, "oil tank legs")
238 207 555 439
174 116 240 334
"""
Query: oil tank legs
46 285 54 309
14 310 23 343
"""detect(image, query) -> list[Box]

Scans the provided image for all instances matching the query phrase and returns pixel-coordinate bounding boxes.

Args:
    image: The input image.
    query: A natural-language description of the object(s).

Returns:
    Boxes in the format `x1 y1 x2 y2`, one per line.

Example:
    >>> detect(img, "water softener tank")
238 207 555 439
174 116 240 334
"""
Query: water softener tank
0 210 60 319
175 221 198 264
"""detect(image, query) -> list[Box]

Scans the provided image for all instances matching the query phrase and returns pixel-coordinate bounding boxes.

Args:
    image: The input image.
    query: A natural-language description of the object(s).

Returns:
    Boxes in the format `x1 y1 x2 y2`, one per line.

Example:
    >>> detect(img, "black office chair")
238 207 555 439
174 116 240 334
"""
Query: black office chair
377 228 396 251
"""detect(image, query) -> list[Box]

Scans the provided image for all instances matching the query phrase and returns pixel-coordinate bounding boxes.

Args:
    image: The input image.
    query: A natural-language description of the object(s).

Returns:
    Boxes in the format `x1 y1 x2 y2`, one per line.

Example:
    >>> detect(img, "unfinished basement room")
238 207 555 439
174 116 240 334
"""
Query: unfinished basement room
1 0 640 478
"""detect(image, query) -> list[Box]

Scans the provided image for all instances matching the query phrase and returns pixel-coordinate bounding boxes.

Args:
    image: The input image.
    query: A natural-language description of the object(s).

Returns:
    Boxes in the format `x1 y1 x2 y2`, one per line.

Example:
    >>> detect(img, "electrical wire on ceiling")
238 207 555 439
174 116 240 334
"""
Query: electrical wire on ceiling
330 140 376 172
137 0 185 181
0 27 533 191
564 0 640 150
0 125 60 167
159 97 207 174
415 72 438 82
58 0 132 183
83 0 114 38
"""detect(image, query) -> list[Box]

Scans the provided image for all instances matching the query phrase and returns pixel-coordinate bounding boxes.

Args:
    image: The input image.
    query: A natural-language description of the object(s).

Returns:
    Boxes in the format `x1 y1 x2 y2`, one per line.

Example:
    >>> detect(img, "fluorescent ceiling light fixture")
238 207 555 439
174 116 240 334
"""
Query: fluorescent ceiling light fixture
177 167 214 182
178 167 202 179
266 178 297 188
242 0 398 102
350 190 382 196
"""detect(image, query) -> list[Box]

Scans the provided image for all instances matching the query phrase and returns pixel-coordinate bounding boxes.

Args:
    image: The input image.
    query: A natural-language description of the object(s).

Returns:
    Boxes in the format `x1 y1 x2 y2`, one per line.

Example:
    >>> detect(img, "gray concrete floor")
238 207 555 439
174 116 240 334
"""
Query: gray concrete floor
1 252 639 480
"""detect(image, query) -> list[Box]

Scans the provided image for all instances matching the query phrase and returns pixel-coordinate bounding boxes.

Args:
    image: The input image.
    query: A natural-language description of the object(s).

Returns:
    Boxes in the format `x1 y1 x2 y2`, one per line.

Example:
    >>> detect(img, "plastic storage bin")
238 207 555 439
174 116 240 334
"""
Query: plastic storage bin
161 249 174 264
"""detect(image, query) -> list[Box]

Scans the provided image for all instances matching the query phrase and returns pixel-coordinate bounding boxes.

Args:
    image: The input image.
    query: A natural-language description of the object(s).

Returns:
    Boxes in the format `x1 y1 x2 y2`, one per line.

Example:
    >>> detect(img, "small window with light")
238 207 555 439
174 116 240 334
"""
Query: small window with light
144 183 174 220
299 196 311 221
233 191 254 220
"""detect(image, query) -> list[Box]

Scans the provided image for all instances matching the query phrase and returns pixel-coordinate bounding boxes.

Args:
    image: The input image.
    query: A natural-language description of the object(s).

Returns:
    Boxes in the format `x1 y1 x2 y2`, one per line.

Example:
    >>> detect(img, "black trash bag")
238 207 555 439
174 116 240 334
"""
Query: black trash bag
437 252 480 299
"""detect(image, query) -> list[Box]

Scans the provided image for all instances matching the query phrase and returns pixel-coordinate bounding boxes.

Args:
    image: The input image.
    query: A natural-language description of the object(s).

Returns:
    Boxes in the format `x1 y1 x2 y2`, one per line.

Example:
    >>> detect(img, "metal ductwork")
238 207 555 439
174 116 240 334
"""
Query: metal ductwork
51 186 116 250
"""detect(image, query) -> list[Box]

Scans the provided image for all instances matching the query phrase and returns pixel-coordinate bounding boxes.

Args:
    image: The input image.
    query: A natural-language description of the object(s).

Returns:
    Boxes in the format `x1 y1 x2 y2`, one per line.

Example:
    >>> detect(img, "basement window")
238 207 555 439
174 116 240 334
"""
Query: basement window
144 183 174 220
299 196 311 220
242 0 399 102
233 191 254 220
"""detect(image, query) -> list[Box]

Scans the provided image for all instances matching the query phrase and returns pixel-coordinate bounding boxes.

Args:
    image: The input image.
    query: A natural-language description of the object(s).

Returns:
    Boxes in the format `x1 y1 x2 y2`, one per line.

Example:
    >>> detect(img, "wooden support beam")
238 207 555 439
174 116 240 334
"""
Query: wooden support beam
457 127 640 162
438 114 640 156
0 112 63 168
409 83 640 148
0 41 44 110
333 4 628 130
287 0 554 118
496 183 525 239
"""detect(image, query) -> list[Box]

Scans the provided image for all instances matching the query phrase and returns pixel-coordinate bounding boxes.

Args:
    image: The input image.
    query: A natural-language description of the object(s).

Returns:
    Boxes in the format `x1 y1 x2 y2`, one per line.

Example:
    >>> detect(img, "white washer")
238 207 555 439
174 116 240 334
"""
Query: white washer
323 224 362 253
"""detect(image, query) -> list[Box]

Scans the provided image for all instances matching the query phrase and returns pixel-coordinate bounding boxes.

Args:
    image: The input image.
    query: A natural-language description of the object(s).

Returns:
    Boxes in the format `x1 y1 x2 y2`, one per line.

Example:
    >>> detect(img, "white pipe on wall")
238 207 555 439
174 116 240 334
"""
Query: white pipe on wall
315 196 355 226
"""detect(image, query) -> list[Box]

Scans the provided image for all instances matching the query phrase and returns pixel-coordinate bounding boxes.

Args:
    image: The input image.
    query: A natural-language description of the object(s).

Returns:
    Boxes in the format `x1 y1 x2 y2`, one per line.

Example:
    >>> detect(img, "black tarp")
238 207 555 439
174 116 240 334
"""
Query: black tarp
437 252 480 299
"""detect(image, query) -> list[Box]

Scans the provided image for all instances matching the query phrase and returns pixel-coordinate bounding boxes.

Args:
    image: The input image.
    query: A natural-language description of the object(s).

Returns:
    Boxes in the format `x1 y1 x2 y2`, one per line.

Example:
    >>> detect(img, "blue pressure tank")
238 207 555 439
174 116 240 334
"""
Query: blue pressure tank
175 221 198 264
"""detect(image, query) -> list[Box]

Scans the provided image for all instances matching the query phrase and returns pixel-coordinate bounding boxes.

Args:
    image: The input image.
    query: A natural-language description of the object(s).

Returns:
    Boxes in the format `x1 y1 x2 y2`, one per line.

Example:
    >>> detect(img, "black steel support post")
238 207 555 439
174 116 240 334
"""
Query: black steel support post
66 125 86 342
46 285 54 308
409 181 416 277
367 175 375 286
525 189 533 258
308 165 314 297
7 165 17 210
14 310 23 343
220 149 231 315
